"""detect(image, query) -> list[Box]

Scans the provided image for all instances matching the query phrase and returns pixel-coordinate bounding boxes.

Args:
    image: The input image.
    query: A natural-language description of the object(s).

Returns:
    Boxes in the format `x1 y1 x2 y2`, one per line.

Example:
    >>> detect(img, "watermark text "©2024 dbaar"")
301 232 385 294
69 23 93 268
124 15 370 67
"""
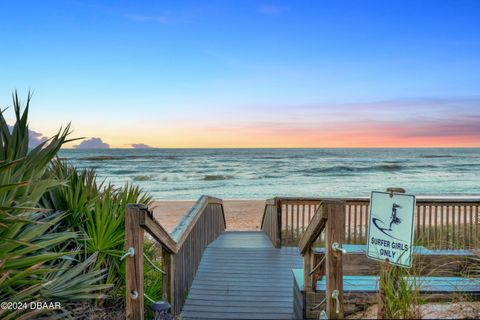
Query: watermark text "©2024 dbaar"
1 301 62 310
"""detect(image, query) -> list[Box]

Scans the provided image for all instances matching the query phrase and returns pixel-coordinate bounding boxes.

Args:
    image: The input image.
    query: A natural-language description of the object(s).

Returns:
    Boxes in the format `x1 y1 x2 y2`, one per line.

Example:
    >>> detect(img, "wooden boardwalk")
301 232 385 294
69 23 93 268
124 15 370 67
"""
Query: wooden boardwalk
181 231 303 319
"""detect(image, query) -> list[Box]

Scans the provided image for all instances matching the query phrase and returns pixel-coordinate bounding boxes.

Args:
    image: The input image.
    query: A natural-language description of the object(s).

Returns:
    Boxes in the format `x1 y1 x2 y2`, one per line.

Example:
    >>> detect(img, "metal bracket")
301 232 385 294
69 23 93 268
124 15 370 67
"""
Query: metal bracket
130 290 139 300
121 247 135 260
331 289 340 314
331 242 346 255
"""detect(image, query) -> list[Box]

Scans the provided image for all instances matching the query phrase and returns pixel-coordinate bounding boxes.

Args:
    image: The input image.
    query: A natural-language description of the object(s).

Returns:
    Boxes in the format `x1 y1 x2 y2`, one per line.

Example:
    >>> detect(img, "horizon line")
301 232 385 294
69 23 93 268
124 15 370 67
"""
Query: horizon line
59 146 480 150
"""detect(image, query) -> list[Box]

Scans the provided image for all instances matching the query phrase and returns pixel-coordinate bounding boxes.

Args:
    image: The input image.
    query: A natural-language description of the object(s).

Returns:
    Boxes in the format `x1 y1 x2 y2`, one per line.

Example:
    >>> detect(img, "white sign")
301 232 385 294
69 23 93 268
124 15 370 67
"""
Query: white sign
367 191 416 268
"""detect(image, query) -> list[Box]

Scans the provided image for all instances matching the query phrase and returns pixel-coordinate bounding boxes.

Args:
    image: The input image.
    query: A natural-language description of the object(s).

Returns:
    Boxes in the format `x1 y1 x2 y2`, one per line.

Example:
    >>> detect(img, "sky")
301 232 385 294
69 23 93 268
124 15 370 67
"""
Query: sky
0 0 479 148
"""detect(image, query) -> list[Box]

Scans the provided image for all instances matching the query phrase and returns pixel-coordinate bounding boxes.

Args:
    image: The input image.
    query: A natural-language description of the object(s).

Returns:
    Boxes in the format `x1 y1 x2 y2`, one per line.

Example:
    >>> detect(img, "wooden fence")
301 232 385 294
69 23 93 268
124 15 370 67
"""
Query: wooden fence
125 196 226 319
261 197 480 249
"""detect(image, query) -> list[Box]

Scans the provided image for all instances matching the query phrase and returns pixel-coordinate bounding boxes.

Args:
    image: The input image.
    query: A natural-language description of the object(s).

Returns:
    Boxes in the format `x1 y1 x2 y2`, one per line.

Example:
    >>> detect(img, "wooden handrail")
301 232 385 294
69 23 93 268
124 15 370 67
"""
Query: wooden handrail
170 195 225 245
260 198 282 248
260 198 277 230
125 196 226 319
298 202 328 255
139 210 177 254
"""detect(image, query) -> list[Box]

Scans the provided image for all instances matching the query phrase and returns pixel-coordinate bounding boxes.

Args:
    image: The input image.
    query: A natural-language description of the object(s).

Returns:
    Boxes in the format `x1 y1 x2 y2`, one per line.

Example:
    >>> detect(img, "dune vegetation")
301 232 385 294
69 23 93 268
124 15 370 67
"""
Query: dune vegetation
0 92 160 319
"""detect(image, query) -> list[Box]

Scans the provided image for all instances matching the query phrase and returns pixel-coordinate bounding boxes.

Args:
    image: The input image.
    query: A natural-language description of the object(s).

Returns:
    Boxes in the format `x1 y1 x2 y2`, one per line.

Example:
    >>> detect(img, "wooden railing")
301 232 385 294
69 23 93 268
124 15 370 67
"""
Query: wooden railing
261 197 322 248
261 197 480 249
298 200 346 319
261 199 281 247
125 196 226 319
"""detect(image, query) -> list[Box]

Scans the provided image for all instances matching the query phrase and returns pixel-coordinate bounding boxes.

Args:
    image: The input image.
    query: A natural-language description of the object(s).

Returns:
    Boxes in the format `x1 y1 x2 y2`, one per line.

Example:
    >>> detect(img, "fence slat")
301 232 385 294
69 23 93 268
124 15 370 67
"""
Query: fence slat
416 204 421 240
447 205 451 249
285 204 289 245
302 204 305 233
346 205 350 243
296 204 300 242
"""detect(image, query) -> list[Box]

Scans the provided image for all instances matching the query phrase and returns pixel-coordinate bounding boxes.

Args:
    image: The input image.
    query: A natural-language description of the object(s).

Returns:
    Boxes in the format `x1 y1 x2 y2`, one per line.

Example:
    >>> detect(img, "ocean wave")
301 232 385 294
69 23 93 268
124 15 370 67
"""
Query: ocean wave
132 175 156 181
112 169 138 175
259 174 284 179
452 163 480 167
202 174 235 181
80 155 141 161
450 163 480 171
79 155 177 161
420 155 454 158
298 164 407 175
377 164 404 170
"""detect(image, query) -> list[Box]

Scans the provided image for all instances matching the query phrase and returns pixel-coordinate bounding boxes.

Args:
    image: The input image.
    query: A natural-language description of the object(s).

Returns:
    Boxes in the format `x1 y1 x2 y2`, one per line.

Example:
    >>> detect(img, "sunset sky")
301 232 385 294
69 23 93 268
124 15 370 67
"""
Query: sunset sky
1 0 479 148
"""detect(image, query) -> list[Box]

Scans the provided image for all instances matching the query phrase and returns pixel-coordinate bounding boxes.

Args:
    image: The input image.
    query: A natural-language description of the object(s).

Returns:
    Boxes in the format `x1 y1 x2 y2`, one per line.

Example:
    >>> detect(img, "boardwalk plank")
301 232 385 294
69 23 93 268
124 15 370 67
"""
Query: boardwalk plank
181 231 302 320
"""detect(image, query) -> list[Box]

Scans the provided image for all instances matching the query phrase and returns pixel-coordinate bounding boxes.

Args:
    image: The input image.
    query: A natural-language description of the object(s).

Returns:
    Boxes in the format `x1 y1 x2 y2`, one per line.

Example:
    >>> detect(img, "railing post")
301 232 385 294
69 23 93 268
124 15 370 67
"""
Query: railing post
303 248 313 292
325 201 345 319
125 204 146 320
276 199 282 248
162 251 175 314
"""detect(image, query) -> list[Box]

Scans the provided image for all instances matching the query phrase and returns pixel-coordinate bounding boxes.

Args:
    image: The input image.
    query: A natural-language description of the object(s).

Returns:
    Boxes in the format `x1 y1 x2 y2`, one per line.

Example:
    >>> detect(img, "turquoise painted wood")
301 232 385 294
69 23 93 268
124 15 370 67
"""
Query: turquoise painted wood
292 269 480 294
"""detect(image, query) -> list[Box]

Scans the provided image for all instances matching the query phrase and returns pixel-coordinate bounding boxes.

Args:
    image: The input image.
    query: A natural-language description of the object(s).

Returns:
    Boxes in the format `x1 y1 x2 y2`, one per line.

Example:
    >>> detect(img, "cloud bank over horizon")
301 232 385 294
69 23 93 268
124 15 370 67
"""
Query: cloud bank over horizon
7 125 49 149
29 129 49 148
131 143 153 148
74 137 110 149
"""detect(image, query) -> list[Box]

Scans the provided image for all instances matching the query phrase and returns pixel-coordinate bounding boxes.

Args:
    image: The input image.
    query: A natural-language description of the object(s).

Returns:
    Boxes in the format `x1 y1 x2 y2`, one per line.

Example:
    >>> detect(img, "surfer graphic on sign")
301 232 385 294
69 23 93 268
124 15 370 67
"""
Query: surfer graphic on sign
372 203 403 241
389 203 402 230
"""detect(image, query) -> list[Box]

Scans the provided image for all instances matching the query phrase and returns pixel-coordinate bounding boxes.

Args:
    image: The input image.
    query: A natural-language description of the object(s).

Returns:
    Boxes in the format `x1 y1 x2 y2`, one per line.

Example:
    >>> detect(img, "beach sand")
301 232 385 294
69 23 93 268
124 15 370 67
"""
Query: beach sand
152 200 265 232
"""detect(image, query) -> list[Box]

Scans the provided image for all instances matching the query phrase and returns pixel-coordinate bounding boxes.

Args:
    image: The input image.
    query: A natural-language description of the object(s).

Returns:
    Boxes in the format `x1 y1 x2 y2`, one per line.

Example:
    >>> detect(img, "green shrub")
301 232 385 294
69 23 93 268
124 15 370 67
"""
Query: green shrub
1 91 161 318
0 92 109 319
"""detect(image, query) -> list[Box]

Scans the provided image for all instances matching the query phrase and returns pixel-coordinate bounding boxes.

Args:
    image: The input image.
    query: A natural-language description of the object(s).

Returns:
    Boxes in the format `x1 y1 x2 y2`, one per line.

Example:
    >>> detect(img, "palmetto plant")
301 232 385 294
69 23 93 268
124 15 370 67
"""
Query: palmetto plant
42 159 152 296
41 159 100 228
84 183 151 288
0 92 111 319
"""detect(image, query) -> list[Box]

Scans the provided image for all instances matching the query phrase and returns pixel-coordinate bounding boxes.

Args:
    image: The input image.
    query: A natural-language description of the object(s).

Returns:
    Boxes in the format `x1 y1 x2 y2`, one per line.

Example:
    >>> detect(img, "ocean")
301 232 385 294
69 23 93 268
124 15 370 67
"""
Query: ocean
58 148 480 200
